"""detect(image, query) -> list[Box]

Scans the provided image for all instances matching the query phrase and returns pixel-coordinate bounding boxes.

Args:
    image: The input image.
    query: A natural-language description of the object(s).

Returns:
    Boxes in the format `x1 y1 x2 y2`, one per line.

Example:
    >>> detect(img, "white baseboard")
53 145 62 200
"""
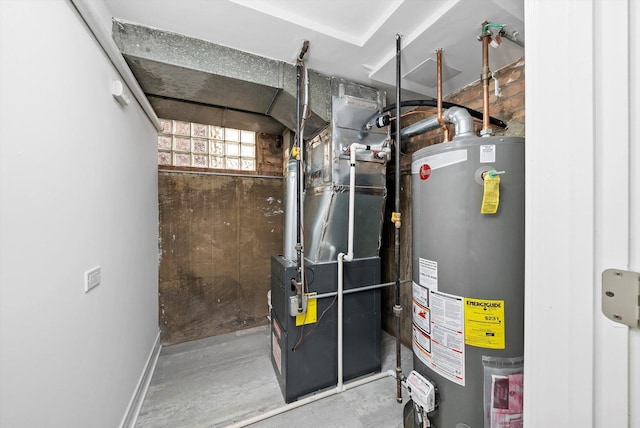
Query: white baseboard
120 331 162 428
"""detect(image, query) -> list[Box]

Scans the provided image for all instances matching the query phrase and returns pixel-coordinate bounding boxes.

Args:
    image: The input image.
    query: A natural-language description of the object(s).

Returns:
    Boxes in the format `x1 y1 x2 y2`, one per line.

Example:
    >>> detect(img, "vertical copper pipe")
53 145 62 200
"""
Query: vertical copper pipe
436 49 449 142
481 23 491 133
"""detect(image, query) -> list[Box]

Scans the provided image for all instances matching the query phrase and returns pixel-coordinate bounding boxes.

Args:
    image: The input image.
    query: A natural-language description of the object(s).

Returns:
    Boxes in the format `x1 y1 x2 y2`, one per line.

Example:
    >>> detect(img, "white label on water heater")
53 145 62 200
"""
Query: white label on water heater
413 282 433 368
413 281 429 308
429 290 465 386
413 282 431 334
419 258 438 291
480 144 496 163
413 323 432 363
413 300 431 334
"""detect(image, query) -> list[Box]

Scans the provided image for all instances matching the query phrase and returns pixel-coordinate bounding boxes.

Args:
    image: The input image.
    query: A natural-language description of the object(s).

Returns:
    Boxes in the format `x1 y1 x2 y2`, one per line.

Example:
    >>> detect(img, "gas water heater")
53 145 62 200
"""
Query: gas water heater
410 135 525 427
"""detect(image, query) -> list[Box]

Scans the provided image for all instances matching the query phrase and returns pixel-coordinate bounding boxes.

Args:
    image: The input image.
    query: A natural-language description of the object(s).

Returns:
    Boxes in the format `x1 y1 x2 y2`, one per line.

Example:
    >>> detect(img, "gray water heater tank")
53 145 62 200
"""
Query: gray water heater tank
411 136 524 427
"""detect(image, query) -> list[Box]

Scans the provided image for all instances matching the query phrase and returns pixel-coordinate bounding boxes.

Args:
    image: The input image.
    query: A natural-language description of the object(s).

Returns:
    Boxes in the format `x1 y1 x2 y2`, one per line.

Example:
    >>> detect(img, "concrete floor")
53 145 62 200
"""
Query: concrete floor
135 324 413 428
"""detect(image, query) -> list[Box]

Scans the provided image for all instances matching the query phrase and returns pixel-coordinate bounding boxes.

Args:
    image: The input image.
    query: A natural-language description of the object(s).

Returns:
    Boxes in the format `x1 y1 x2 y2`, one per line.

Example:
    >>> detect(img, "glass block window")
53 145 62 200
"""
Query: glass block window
158 119 256 171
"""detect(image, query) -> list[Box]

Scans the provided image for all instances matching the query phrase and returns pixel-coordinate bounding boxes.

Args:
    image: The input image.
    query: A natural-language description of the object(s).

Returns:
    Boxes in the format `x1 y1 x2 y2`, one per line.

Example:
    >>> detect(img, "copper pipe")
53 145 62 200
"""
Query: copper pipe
481 22 491 133
436 49 449 142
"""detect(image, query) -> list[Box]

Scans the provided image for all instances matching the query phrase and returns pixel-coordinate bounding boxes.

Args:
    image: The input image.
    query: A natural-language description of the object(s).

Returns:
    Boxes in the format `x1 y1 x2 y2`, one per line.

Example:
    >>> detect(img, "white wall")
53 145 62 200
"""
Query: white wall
0 1 159 427
524 0 638 427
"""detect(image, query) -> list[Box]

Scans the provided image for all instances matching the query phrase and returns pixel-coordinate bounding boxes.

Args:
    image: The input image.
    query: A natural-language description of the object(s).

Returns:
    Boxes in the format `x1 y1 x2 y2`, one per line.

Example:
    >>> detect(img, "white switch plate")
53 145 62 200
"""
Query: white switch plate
85 266 101 293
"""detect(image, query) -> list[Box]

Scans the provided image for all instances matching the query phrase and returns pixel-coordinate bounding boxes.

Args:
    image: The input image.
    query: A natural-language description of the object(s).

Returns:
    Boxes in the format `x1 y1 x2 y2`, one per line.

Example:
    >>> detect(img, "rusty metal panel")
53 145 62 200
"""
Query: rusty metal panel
158 172 283 344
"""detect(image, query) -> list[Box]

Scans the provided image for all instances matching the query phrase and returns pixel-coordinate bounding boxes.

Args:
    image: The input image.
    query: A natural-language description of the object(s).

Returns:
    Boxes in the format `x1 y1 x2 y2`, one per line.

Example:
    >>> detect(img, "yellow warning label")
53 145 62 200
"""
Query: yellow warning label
295 293 317 326
464 297 505 349
481 175 500 214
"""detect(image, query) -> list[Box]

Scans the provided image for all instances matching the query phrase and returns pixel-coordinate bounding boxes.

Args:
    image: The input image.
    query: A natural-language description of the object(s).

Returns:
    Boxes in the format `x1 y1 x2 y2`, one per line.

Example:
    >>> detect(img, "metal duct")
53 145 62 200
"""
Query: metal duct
283 157 297 260
114 22 391 265
400 107 475 140
112 21 331 136
400 115 441 140
444 106 474 139
303 81 388 264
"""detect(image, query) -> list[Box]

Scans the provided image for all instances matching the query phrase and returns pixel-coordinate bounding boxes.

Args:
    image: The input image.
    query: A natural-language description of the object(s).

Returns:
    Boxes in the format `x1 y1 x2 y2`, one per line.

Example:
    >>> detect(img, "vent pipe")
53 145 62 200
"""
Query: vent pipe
444 107 474 139
399 107 474 141
283 155 297 260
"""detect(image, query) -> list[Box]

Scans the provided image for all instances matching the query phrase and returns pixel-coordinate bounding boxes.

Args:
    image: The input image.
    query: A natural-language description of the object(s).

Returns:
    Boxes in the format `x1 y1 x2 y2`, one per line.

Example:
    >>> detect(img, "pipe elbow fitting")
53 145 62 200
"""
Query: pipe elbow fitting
445 107 475 139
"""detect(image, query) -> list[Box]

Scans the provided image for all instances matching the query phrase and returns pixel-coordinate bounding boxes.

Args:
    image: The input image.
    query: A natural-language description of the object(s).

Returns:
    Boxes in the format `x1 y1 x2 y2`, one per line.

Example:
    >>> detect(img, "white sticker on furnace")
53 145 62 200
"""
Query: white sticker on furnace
480 144 496 163
419 258 438 291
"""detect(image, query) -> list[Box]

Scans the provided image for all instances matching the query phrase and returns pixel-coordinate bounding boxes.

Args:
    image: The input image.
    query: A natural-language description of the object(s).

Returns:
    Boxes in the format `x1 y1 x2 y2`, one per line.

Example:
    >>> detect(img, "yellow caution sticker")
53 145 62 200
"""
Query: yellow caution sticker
481 175 500 214
295 293 317 326
464 297 505 349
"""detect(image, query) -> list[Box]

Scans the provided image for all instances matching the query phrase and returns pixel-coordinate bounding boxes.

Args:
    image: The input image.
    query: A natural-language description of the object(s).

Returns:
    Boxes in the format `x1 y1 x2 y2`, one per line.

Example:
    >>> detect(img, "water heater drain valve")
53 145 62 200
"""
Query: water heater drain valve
406 370 436 414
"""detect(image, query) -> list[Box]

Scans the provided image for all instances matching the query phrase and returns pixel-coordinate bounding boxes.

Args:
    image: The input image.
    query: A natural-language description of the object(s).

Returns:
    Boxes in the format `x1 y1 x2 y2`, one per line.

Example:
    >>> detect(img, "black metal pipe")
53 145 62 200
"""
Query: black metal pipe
362 99 507 135
295 64 301 245
298 40 310 61
294 61 303 312
394 33 403 404
388 100 507 128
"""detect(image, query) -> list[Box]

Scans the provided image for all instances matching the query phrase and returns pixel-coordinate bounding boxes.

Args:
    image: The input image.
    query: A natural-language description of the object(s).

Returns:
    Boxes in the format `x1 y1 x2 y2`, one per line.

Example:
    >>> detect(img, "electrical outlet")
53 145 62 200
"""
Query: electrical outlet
85 266 101 293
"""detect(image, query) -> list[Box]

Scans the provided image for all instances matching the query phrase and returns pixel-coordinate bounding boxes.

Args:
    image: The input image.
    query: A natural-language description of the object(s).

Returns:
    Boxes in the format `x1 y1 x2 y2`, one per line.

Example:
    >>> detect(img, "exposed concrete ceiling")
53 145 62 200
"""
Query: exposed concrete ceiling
105 0 524 134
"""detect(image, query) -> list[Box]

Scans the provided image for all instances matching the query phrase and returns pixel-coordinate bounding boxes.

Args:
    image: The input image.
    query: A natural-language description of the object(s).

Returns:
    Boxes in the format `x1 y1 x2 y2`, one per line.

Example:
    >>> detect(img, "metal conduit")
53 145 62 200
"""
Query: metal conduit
394 33 403 404
313 279 412 300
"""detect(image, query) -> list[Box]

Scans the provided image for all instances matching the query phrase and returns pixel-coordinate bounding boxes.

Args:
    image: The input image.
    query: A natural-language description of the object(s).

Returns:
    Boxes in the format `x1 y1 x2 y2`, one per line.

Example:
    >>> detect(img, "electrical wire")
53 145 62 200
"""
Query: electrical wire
292 295 337 351
305 266 315 289
292 264 313 351
390 109 440 122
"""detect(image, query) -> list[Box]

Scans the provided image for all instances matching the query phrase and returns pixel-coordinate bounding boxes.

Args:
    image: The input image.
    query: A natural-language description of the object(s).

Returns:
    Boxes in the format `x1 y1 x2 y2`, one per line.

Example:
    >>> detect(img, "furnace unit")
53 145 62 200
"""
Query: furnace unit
270 81 389 403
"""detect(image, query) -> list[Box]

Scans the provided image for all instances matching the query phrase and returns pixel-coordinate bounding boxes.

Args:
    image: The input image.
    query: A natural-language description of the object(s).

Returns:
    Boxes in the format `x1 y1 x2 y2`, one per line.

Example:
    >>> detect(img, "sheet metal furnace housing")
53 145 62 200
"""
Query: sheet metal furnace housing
270 81 389 403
